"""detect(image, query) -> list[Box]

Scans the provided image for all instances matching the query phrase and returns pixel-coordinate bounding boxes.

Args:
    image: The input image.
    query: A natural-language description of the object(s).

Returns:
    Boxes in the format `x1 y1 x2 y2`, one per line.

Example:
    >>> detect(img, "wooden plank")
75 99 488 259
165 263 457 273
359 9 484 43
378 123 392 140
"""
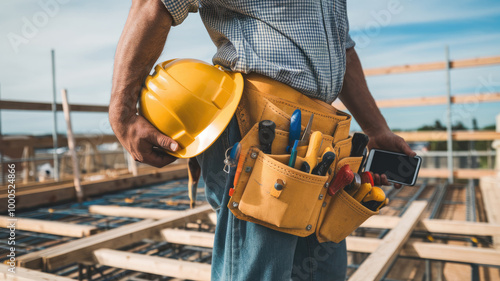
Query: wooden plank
349 201 427 281
162 229 215 248
0 216 97 237
0 100 108 112
334 92 500 110
0 134 118 150
93 248 210 281
89 205 188 219
158 229 500 267
480 176 500 249
363 56 500 76
396 131 500 142
0 264 74 281
61 89 83 202
0 165 187 212
419 168 496 179
362 215 500 236
18 205 212 271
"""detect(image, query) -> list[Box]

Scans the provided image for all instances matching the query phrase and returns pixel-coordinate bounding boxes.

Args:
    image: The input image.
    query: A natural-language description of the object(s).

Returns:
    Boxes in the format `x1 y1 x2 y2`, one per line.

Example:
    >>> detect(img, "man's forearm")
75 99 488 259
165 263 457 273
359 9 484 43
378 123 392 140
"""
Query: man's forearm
110 0 172 124
338 48 390 136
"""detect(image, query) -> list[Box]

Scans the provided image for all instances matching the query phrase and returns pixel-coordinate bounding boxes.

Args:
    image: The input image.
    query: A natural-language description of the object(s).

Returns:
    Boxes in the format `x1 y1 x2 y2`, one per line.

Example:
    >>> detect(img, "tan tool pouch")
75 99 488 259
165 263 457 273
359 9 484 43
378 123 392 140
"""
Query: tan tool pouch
228 74 378 241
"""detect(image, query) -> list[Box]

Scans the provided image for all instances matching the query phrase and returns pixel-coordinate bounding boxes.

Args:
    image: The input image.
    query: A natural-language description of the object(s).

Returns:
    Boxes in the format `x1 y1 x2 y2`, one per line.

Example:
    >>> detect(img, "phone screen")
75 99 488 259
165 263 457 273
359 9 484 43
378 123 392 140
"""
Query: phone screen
366 150 421 185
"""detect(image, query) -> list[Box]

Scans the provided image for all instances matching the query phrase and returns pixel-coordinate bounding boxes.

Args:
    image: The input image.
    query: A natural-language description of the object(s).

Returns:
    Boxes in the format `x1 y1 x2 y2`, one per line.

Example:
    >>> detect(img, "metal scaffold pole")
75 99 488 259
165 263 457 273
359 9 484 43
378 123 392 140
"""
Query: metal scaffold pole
51 49 60 181
445 46 454 183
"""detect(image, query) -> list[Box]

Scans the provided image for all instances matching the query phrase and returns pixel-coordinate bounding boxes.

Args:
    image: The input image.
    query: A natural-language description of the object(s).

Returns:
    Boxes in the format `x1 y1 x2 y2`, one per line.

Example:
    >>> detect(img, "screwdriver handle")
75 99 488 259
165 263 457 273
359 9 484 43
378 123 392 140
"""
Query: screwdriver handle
328 164 354 196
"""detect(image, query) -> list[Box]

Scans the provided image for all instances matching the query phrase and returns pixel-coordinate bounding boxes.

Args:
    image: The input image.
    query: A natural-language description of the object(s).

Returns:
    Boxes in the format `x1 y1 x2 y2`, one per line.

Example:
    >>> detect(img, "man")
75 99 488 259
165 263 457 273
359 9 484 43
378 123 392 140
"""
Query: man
109 0 416 280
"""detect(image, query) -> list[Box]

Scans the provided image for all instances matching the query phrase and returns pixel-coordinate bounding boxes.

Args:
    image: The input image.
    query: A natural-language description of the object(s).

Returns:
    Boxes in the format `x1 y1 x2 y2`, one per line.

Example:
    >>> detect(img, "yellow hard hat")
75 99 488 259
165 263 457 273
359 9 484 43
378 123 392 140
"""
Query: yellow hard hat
139 58 244 158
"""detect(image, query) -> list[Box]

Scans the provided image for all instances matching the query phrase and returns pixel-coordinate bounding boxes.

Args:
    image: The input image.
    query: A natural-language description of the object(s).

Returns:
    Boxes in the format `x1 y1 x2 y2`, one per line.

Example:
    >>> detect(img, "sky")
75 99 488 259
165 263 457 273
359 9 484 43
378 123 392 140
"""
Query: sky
0 0 499 136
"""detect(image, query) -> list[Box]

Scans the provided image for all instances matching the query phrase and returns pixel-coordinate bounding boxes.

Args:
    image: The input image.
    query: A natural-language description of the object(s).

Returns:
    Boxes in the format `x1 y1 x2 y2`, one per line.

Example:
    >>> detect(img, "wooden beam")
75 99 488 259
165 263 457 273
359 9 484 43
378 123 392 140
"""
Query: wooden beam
395 131 500 142
349 201 427 281
0 264 74 281
361 216 500 236
418 168 496 179
0 216 97 237
334 92 500 110
18 205 212 271
159 229 500 267
363 56 500 76
0 165 188 212
479 176 500 249
0 100 108 112
89 205 187 219
0 134 118 150
162 229 215 248
61 89 83 202
93 248 210 281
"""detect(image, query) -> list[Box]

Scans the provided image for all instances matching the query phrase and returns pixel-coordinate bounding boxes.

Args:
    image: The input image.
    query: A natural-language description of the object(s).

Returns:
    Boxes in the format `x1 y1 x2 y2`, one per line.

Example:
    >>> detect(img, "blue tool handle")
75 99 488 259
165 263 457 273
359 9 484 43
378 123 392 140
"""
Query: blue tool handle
288 140 299 167
288 109 301 152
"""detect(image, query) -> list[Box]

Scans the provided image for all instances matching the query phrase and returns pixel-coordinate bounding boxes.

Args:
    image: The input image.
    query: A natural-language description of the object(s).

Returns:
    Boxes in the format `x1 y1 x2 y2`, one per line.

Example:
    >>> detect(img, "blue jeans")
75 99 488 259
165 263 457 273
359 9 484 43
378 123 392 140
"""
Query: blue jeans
197 117 347 281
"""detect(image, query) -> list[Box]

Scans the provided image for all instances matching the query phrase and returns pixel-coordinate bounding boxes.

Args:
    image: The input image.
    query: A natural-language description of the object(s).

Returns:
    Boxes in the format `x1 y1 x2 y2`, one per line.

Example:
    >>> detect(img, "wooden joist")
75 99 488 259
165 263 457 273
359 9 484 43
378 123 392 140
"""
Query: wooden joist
418 168 496 179
348 201 427 281
0 165 188 212
395 130 500 142
0 100 108 112
0 216 97 237
363 55 500 76
18 205 212 271
0 264 74 281
159 229 500 267
93 248 211 281
333 92 500 110
479 176 500 249
362 216 500 236
89 205 186 219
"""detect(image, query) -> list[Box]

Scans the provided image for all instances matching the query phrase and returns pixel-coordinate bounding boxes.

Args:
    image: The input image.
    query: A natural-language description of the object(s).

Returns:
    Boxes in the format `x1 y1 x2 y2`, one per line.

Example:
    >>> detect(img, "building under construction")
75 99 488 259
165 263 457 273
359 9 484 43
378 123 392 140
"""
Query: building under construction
1 55 500 281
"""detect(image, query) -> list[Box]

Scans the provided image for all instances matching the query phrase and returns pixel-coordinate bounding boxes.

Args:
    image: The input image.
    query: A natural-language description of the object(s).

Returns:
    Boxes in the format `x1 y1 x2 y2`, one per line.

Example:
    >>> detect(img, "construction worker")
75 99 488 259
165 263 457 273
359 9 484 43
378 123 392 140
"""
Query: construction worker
108 0 416 280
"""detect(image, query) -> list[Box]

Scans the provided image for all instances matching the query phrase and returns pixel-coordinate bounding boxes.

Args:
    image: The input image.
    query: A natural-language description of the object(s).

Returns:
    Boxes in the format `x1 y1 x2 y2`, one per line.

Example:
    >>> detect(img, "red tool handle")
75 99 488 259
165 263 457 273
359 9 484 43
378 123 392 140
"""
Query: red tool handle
361 171 374 186
328 164 354 196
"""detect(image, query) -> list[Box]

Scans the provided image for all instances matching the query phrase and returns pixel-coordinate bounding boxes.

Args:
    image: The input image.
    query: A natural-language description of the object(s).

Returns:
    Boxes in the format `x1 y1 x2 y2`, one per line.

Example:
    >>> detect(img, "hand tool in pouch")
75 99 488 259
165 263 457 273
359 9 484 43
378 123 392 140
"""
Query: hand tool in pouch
228 142 242 196
300 131 323 173
298 114 314 146
353 182 373 202
358 147 368 173
344 172 361 196
312 151 336 176
328 164 354 196
362 186 388 211
288 140 299 168
350 133 369 157
287 109 301 152
361 171 374 186
259 120 276 154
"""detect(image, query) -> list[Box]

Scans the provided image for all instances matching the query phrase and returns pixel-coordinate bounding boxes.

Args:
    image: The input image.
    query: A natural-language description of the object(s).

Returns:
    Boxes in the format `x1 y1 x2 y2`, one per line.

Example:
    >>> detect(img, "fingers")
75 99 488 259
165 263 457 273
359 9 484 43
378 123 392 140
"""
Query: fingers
148 130 179 152
396 136 416 157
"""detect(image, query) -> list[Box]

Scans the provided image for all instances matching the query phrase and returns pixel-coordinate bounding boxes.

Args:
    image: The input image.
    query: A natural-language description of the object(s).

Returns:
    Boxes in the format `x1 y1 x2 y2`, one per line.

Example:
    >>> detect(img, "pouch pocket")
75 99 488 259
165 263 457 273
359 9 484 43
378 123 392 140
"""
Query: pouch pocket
238 150 328 229
316 156 377 243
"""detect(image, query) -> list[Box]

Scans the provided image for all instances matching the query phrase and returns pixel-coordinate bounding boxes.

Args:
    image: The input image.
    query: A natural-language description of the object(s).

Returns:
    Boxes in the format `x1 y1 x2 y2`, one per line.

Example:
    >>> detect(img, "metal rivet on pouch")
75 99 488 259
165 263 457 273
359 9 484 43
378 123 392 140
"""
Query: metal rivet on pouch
318 194 324 200
324 182 329 188
306 225 312 231
274 179 285 191
245 166 252 173
232 202 239 208
322 202 327 207
250 152 258 159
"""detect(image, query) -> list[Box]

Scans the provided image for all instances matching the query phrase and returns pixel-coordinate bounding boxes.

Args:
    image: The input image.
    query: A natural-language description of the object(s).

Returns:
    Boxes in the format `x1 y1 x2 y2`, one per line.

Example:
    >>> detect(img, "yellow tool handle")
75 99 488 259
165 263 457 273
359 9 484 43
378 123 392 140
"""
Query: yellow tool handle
353 183 373 202
302 131 323 172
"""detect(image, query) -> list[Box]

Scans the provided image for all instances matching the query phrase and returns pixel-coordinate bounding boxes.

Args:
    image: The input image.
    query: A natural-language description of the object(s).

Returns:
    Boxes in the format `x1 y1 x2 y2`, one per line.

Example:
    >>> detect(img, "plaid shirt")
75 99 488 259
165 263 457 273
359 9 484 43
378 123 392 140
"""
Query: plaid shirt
161 0 355 103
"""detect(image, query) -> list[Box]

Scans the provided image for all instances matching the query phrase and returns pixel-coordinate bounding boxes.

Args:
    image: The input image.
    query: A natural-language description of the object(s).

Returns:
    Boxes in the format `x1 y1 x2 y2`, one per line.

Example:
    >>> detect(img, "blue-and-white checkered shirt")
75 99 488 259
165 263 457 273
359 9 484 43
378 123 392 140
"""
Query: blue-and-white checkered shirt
161 0 355 103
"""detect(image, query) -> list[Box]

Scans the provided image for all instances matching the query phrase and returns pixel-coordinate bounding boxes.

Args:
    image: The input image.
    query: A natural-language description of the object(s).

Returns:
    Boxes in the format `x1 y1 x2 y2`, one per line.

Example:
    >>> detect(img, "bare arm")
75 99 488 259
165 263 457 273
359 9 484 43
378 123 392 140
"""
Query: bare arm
109 0 178 167
339 48 416 187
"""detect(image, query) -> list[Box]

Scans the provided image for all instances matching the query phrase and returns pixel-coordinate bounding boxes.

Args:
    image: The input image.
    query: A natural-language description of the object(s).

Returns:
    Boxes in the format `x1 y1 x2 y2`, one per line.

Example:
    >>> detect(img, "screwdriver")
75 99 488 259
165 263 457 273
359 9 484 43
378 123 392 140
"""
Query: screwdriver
353 182 373 202
344 172 361 196
287 109 301 152
328 164 354 196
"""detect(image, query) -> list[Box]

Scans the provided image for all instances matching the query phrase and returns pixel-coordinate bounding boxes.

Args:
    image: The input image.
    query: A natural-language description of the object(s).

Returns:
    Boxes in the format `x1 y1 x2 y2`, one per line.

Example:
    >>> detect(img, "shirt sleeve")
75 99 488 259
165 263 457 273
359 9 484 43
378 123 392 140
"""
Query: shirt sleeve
161 0 199 26
345 14 355 49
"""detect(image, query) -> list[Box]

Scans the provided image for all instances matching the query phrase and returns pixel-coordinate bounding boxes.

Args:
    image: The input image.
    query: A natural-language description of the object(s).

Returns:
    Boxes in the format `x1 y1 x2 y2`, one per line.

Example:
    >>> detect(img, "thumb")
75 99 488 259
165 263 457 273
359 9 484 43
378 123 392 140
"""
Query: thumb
397 137 416 157
150 131 179 152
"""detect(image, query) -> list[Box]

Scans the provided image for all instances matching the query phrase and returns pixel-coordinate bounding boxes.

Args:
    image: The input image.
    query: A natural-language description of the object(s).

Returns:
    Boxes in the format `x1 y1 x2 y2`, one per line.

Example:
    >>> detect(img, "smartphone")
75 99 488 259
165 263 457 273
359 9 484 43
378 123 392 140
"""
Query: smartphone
364 149 422 186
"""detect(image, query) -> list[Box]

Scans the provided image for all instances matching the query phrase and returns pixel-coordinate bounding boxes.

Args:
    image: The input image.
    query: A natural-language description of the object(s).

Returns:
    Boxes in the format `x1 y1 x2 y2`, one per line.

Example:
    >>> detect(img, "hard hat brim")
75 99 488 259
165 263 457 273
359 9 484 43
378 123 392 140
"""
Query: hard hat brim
165 72 244 159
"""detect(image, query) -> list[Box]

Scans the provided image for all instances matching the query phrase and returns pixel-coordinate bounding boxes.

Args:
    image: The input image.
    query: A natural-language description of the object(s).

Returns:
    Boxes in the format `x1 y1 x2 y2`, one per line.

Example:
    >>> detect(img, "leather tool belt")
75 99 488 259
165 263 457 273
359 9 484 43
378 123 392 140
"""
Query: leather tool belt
226 73 378 243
